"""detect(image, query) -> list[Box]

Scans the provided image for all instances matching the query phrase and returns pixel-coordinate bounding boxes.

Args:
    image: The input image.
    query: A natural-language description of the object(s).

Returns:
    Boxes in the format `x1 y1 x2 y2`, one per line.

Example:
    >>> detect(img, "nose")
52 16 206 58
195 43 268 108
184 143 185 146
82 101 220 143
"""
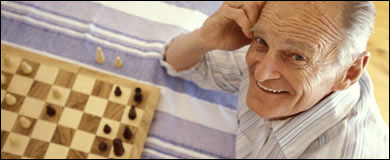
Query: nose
254 51 282 82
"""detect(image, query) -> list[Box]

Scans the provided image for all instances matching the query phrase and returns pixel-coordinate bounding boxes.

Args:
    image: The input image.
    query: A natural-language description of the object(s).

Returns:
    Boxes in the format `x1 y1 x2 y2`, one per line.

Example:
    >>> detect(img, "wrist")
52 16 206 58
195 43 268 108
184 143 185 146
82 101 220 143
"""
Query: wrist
192 29 215 53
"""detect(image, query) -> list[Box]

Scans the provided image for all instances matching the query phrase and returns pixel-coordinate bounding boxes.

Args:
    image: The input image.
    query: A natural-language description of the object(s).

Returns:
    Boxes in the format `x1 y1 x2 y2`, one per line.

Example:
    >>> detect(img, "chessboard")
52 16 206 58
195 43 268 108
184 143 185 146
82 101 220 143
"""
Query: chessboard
1 43 160 159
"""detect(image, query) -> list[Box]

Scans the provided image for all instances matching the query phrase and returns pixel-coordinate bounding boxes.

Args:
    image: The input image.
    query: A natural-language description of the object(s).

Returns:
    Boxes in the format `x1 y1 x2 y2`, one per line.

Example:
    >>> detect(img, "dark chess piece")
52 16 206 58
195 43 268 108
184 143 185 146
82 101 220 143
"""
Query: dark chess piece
113 138 124 156
123 126 133 140
128 105 137 120
133 87 143 103
46 104 56 116
115 86 122 97
99 141 107 151
104 124 111 134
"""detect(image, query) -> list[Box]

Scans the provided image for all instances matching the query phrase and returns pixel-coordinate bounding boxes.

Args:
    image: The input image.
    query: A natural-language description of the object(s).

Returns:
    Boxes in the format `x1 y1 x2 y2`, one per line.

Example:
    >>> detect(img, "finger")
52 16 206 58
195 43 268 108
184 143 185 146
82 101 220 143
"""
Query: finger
223 7 252 38
243 2 260 26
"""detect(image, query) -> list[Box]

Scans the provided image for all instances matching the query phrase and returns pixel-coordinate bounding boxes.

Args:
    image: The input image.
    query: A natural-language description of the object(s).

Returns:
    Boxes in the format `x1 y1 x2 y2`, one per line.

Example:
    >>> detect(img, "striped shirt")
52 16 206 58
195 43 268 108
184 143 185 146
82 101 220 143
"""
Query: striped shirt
160 45 389 158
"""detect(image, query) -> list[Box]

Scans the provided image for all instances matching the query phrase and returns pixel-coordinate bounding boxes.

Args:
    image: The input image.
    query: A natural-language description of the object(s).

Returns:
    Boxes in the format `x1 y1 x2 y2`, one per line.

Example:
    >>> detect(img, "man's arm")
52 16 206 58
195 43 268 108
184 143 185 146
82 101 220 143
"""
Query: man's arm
165 29 212 71
165 2 266 72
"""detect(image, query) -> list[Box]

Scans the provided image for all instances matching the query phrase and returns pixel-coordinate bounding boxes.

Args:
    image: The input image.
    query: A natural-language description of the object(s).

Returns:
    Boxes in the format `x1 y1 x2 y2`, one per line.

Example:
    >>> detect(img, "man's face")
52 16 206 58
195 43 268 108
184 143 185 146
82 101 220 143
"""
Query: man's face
245 2 345 119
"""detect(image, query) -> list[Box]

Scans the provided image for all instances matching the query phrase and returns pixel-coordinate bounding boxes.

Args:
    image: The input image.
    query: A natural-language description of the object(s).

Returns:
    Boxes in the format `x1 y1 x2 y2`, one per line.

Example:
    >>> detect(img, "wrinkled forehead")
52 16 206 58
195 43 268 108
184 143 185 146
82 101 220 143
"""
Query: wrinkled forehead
255 2 345 54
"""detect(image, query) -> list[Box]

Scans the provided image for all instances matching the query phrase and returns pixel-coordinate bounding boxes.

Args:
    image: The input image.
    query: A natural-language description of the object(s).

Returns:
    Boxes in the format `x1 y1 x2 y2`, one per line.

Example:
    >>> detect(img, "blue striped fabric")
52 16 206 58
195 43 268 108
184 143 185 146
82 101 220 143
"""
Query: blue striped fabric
1 1 236 159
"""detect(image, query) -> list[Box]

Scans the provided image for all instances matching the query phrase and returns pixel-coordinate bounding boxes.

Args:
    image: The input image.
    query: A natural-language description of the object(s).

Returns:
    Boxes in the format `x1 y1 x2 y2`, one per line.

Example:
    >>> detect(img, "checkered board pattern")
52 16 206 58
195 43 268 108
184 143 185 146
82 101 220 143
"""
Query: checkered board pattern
1 44 160 159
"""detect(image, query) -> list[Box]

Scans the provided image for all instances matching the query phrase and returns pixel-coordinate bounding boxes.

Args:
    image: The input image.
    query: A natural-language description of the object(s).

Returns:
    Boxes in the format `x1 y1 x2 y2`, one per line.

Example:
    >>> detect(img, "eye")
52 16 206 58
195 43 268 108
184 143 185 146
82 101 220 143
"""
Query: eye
291 54 306 61
255 37 267 46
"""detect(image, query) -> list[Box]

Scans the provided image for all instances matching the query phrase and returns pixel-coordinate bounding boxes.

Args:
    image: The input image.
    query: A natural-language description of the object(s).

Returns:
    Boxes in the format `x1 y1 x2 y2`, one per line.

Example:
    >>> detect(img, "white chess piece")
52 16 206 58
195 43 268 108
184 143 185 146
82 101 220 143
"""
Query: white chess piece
9 136 20 147
52 88 62 99
96 47 105 64
21 62 33 74
1 73 6 85
3 56 12 67
19 117 32 129
5 94 17 106
115 56 122 68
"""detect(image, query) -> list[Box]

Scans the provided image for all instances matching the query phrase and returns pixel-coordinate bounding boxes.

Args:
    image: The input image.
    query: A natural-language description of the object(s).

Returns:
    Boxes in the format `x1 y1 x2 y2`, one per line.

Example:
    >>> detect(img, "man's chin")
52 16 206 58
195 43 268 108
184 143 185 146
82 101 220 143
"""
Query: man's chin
246 97 283 119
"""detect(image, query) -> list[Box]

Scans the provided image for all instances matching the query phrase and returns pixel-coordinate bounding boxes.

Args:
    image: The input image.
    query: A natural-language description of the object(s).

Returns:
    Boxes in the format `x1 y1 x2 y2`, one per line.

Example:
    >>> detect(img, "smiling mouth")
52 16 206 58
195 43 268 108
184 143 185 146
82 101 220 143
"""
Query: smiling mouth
256 81 289 94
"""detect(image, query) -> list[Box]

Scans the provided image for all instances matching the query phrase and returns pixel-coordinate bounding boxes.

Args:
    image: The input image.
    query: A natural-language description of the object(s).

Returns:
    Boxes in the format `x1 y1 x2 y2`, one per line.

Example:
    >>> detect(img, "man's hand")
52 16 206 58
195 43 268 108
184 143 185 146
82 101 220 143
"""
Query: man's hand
198 1 266 51
165 2 265 71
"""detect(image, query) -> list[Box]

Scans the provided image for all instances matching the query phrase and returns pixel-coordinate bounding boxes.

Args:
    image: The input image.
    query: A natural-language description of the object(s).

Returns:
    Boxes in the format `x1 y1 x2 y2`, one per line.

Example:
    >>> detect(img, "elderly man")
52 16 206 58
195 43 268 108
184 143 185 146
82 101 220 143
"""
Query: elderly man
160 1 389 158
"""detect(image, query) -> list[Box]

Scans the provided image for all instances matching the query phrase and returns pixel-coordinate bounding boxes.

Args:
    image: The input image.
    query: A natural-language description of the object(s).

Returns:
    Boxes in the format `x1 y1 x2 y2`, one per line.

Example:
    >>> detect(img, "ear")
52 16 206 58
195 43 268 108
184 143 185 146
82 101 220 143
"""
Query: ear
332 51 370 91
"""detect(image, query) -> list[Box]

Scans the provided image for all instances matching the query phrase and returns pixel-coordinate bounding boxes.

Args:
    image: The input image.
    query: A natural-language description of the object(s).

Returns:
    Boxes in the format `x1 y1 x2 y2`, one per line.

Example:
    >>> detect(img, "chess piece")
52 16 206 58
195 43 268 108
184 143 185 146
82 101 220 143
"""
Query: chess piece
128 105 137 120
104 124 111 134
135 87 142 94
96 47 105 64
9 136 20 147
3 55 12 67
99 141 108 151
19 117 32 129
113 138 124 156
114 86 122 97
133 88 143 103
123 126 133 140
114 56 122 68
1 73 6 85
52 88 62 99
5 94 17 106
21 62 33 74
46 105 56 116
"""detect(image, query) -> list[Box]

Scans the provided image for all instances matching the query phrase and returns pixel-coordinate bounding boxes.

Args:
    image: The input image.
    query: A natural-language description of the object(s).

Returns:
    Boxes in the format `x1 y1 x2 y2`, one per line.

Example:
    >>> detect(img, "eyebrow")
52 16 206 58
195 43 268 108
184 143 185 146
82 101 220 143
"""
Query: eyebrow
285 39 315 55
249 26 315 55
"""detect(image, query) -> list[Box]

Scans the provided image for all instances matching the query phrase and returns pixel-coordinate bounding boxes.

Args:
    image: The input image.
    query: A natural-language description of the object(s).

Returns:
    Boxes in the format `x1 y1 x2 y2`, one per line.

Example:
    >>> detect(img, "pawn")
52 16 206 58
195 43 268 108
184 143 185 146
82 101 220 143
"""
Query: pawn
3 56 12 67
99 141 108 151
19 117 32 129
46 105 56 116
103 124 111 134
96 47 105 64
128 105 137 120
1 73 6 85
52 88 62 99
114 56 122 68
5 94 17 106
123 126 133 140
114 86 122 97
9 136 20 147
21 62 33 74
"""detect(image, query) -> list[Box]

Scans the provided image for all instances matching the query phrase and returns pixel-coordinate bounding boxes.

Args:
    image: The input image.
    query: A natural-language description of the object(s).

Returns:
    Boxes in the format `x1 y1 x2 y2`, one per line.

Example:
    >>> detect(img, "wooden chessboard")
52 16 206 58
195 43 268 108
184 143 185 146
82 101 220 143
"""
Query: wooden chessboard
1 43 160 159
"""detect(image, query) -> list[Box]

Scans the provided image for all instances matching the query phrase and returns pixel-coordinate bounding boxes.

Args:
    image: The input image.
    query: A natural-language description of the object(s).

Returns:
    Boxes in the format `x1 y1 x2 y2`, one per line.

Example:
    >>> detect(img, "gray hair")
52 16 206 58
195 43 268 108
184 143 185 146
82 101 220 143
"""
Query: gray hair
338 1 376 66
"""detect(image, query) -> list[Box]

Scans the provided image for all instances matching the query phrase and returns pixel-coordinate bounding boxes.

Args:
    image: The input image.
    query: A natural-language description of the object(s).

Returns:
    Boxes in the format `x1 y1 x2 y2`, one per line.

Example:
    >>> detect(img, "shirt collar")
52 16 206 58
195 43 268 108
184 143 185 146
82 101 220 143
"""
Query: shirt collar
272 81 361 158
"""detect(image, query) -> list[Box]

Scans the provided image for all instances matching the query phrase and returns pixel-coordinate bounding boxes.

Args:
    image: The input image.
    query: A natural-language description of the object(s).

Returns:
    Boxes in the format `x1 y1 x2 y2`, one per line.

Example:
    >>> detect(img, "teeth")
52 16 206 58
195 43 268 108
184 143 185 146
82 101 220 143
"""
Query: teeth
257 81 285 93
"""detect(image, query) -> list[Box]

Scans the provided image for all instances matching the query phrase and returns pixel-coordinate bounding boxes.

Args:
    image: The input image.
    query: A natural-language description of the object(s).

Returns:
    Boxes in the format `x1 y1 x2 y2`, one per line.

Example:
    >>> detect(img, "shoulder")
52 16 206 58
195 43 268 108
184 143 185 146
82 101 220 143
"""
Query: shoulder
303 110 389 159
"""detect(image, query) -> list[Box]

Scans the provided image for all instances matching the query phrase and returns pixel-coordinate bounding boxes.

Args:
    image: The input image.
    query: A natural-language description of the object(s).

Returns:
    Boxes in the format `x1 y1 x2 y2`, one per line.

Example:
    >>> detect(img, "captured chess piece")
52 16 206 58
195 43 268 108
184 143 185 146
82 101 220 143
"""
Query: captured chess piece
133 87 143 103
113 138 125 156
96 47 105 64
21 62 33 75
128 105 137 120
5 94 17 106
114 56 122 68
123 126 133 140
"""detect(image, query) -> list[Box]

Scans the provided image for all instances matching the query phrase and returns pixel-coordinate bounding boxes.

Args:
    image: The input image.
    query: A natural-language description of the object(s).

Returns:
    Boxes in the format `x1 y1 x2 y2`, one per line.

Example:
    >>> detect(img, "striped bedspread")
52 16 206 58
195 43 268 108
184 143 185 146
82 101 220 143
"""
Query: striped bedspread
1 1 238 158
